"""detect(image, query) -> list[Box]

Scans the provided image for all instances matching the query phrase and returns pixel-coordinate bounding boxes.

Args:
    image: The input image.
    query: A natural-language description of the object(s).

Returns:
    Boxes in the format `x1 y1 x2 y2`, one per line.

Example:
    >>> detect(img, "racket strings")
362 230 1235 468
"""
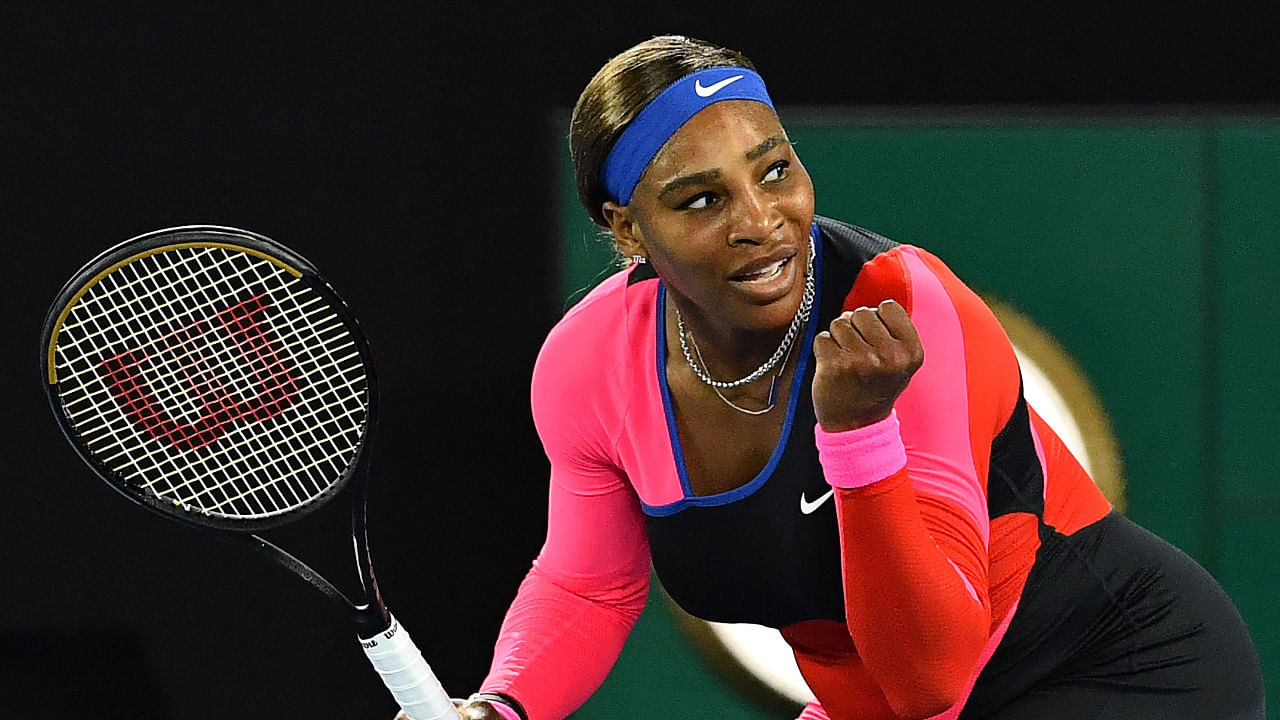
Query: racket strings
63 296 343 446
140 248 364 516
62 250 285 518
52 245 369 522
100 323 358 515
83 245 360 515
60 252 312 443
73 251 313 518
104 254 334 515
57 249 265 363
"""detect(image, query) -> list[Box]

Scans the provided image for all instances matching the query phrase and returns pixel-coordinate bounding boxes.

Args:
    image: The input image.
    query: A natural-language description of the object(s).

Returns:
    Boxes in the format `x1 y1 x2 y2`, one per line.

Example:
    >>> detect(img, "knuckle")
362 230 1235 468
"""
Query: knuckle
853 352 882 374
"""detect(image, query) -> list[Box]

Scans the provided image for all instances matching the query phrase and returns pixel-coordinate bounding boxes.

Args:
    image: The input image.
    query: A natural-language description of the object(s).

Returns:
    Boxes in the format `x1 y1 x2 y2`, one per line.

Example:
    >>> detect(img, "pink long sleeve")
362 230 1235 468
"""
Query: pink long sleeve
479 272 654 720
479 552 647 720
477 467 651 720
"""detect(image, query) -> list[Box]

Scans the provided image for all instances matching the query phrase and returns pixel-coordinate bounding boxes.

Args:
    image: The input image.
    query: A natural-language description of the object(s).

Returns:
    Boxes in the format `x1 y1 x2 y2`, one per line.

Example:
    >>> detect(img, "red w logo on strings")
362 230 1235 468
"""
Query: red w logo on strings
100 295 299 451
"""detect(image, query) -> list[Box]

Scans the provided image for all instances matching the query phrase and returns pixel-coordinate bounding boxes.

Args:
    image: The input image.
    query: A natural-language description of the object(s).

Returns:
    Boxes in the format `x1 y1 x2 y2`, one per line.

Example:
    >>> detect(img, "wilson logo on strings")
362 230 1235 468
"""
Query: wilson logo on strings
98 294 299 451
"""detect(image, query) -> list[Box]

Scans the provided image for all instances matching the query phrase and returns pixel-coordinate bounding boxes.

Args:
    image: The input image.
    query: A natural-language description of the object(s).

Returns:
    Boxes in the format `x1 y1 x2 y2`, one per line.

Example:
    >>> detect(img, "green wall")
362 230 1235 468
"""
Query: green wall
554 116 1279 718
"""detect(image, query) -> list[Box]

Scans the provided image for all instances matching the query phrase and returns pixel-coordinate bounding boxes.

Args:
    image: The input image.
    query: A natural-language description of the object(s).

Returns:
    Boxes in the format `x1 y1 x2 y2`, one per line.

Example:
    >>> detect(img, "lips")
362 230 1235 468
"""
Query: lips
732 256 790 283
727 246 801 304
730 247 797 282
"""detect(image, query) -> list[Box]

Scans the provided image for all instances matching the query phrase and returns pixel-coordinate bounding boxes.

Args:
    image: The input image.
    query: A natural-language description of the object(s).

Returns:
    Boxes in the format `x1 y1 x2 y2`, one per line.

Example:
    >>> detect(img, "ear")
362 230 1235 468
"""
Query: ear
602 201 647 261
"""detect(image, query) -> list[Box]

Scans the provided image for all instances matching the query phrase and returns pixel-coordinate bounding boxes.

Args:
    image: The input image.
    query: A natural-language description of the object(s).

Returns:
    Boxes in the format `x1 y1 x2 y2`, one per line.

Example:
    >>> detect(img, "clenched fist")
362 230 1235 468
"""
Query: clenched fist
811 300 923 432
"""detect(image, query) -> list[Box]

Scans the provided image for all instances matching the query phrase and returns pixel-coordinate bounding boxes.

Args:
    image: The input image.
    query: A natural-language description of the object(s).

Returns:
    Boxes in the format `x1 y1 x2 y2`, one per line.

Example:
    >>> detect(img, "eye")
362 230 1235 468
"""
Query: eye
681 192 718 210
763 160 790 183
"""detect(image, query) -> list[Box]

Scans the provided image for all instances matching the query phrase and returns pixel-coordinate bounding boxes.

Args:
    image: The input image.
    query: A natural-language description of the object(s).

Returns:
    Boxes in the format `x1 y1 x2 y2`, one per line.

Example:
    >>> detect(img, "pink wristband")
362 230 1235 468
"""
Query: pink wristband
797 701 831 719
814 409 907 488
489 702 521 720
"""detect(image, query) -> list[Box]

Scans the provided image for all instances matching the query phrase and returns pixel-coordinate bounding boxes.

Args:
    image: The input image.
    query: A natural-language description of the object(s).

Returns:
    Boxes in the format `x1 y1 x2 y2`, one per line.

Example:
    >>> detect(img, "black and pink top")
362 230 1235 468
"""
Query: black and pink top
480 216 1115 720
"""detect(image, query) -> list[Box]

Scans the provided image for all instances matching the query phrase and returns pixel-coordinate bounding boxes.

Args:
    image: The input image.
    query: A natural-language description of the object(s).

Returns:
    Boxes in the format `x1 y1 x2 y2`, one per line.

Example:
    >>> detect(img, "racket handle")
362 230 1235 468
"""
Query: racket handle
359 613 461 720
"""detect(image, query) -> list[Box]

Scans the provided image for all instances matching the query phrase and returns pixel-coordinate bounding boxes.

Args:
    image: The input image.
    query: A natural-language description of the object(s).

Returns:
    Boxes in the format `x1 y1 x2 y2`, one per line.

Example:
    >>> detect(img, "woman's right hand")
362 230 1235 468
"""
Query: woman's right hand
393 700 505 720
811 300 923 432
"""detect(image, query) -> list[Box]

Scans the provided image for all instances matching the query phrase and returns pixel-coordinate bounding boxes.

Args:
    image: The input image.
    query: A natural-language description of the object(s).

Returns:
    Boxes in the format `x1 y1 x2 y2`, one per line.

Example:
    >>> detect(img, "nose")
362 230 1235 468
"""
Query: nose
728 185 782 246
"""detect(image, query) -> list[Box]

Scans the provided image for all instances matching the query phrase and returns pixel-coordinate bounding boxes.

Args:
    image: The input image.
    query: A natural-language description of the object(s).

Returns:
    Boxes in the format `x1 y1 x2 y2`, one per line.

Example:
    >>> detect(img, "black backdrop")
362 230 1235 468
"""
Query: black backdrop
2 3 1276 718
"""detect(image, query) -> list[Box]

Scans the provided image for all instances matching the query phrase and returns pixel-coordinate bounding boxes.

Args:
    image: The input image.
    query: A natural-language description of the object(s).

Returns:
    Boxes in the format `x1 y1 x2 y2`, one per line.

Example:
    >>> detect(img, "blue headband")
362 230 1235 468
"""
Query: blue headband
600 66 775 206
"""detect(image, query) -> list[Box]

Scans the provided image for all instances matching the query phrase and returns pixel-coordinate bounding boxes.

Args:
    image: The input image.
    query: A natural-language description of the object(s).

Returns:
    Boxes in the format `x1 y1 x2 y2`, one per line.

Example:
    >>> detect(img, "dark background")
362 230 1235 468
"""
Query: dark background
3 3 1277 718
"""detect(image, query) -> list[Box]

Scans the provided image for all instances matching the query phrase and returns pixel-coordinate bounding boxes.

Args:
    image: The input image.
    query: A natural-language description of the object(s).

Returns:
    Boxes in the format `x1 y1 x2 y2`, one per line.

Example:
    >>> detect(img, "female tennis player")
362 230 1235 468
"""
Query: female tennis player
427 36 1265 720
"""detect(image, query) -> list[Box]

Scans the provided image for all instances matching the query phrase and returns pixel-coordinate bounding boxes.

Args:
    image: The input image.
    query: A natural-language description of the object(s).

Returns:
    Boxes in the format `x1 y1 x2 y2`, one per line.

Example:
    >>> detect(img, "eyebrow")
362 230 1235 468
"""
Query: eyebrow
655 135 791 202
657 169 722 202
745 133 790 161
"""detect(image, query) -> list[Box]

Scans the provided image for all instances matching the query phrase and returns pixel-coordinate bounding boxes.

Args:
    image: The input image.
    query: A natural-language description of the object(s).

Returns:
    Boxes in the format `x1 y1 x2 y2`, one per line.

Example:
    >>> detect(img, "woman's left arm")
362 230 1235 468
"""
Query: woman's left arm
813 245 1022 719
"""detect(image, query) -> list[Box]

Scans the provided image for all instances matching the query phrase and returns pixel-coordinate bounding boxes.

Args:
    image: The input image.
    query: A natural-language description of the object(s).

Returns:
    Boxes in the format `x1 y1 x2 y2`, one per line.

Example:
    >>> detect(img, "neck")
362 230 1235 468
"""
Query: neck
668 300 793 380
667 231 816 388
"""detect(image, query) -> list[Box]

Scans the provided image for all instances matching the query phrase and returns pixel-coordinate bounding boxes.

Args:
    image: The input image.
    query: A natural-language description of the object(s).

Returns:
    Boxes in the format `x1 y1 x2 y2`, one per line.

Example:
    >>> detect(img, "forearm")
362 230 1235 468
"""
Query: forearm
835 476 988 714
817 414 989 718
480 557 647 720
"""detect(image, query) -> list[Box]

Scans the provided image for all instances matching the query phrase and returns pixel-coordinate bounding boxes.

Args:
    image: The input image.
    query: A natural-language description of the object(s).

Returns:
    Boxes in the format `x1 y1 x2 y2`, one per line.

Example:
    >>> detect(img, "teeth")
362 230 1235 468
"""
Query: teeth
740 258 788 282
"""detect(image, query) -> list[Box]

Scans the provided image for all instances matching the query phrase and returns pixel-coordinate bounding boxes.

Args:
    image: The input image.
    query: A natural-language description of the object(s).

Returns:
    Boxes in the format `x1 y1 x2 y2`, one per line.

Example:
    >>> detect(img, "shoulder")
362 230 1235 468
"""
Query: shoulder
815 215 911 307
814 215 971 316
534 264 656 386
815 216 913 316
815 215 900 265
531 265 659 458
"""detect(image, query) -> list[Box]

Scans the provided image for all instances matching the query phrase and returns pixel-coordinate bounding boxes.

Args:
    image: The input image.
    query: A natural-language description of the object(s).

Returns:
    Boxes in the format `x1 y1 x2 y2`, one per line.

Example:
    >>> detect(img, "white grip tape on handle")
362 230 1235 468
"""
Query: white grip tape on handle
359 613 461 720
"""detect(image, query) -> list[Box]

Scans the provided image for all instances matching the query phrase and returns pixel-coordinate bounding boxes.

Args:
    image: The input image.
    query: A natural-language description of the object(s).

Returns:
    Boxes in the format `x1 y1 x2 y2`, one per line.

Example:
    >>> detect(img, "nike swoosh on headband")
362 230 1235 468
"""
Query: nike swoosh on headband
694 74 745 97
602 68 773 205
799 488 835 515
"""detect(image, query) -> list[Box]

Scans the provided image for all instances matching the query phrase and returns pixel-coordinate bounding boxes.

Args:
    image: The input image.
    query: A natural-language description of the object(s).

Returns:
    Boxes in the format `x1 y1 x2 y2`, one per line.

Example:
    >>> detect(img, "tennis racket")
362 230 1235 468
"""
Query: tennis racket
40 225 461 720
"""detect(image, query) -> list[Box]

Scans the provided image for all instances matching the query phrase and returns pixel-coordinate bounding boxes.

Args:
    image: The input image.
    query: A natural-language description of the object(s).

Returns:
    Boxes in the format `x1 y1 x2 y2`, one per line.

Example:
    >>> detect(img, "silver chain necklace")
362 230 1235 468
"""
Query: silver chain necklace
687 324 798 414
675 235 815 391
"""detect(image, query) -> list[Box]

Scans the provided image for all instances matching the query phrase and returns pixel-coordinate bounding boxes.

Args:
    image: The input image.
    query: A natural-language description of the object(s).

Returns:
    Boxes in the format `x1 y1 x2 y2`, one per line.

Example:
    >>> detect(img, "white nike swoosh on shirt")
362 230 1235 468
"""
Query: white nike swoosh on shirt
694 74 745 97
799 488 835 515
